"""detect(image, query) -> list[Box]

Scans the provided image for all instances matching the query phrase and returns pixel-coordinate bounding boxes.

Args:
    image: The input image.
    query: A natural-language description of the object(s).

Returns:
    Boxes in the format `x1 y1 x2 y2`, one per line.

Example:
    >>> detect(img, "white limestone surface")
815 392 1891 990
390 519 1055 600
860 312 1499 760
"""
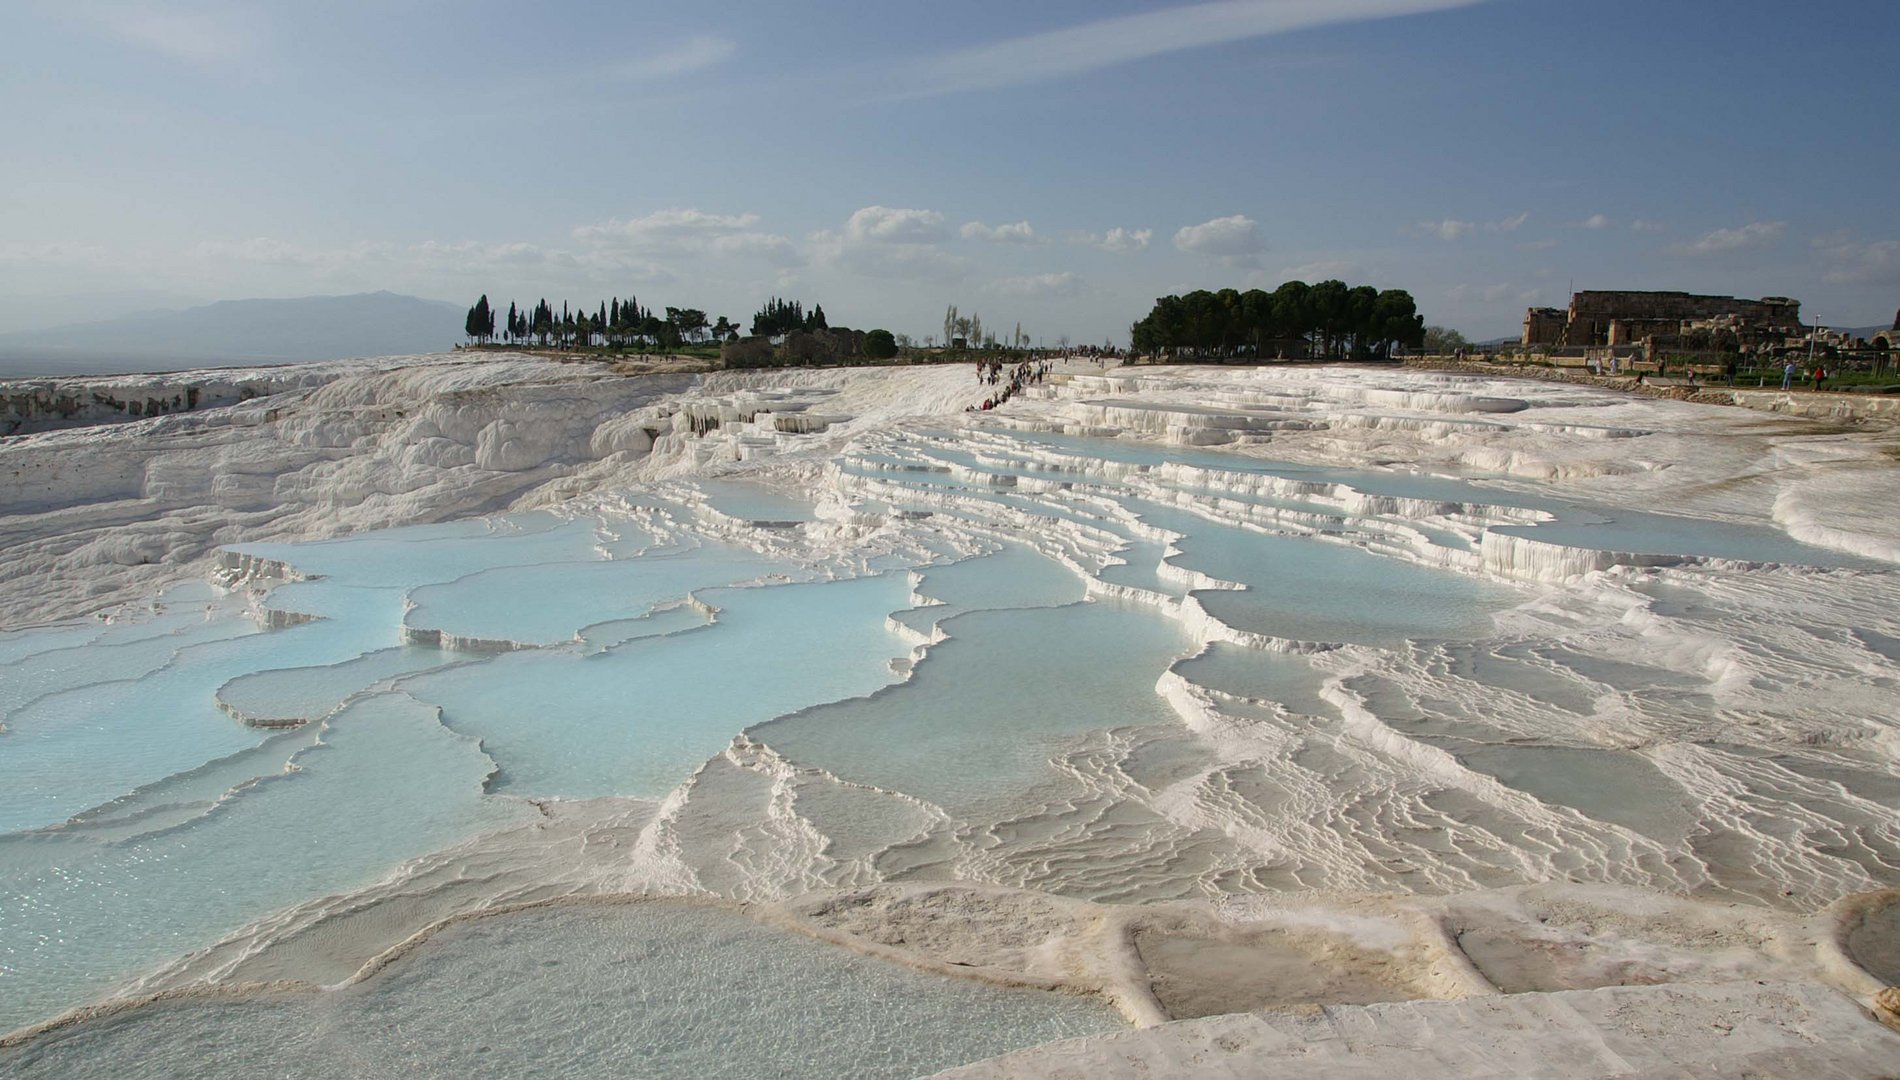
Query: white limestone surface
4 356 1899 1075
927 981 1900 1079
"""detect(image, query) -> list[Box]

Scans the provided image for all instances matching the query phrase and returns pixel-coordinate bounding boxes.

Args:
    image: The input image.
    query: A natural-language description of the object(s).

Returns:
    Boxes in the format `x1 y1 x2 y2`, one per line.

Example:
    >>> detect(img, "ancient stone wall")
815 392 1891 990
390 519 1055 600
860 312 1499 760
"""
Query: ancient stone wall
1532 291 1804 348
1570 291 1801 329
1522 307 1566 346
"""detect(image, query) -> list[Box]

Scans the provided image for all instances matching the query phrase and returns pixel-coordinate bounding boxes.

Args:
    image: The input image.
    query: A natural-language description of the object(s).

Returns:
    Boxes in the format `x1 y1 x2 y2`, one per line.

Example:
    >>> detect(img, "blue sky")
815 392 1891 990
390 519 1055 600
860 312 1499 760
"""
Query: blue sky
4 0 1897 342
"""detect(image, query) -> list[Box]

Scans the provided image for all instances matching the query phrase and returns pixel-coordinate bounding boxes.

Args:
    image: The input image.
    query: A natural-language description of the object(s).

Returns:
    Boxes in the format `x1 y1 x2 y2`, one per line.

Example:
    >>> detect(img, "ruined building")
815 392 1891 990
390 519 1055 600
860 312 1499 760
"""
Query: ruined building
1522 291 1803 349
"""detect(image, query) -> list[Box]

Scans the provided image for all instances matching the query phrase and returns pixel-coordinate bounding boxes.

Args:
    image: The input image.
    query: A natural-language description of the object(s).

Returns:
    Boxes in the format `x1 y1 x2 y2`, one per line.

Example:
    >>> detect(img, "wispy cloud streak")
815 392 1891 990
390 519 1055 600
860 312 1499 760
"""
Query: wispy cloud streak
57 2 264 69
1668 221 1785 257
611 36 736 81
905 0 1485 96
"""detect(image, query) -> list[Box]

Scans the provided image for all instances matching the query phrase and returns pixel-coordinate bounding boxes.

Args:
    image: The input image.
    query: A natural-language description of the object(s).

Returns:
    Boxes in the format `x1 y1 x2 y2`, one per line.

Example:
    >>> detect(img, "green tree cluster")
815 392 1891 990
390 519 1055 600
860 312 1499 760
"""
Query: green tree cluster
469 294 743 350
751 298 827 337
1420 326 1468 353
463 295 494 343
863 329 898 359
1130 281 1424 361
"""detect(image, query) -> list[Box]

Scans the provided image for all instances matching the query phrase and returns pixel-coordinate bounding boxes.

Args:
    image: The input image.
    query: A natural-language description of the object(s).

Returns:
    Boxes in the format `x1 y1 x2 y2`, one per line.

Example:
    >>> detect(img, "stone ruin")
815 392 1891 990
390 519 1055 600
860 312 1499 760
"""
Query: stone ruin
1522 291 1803 349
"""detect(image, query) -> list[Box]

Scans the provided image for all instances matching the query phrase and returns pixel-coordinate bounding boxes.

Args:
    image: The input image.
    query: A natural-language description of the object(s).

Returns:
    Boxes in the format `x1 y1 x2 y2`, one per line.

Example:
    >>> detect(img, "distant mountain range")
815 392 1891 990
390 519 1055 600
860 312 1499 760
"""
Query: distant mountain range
0 292 464 377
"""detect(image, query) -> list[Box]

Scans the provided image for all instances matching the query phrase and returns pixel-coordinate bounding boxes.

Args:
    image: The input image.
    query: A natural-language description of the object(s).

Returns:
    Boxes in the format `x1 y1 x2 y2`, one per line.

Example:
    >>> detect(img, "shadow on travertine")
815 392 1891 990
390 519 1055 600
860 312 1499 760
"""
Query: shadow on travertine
926 981 1900 1079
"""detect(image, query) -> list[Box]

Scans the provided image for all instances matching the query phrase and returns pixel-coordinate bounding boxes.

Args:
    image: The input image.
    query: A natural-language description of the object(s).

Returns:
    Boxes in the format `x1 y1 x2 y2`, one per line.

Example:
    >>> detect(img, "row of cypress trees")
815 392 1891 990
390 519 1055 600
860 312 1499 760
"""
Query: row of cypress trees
466 294 728 349
464 294 840 349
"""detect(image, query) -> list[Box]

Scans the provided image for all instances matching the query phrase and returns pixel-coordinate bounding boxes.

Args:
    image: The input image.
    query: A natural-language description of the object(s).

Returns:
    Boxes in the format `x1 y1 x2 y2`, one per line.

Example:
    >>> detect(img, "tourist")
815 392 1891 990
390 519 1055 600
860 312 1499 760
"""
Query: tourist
1782 361 1795 390
1814 365 1827 391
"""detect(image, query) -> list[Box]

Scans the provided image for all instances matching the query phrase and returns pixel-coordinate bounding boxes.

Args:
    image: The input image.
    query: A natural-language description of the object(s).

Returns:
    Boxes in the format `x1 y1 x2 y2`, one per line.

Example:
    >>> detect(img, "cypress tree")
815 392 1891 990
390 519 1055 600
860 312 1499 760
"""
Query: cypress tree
464 295 495 344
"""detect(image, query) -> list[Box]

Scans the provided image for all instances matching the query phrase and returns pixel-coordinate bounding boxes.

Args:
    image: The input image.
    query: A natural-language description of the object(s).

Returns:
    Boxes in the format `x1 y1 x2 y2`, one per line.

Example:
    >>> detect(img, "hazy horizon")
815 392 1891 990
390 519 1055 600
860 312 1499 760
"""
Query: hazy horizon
0 291 465 377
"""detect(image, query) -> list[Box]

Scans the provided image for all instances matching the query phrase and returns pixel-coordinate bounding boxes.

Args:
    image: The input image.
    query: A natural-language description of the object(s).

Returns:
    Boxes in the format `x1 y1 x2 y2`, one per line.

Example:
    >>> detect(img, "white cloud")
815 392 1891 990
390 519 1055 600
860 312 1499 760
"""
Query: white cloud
811 210 969 281
1422 219 1475 241
1814 232 1900 286
188 236 378 267
1630 219 1667 233
905 0 1484 96
1417 211 1528 241
1173 215 1266 261
1668 221 1786 257
1519 238 1559 251
573 208 802 267
846 206 949 245
409 240 555 269
1094 227 1147 254
0 240 122 268
707 233 801 263
611 36 736 81
81 4 262 67
184 235 678 285
1069 227 1152 253
574 208 757 244
961 220 1041 244
988 272 1083 297
1578 213 1613 230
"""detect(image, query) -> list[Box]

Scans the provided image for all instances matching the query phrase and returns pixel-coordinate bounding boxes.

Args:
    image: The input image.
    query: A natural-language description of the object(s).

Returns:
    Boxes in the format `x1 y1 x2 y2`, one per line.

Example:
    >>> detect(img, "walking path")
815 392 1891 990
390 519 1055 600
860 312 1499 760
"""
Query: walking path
1401 357 1900 425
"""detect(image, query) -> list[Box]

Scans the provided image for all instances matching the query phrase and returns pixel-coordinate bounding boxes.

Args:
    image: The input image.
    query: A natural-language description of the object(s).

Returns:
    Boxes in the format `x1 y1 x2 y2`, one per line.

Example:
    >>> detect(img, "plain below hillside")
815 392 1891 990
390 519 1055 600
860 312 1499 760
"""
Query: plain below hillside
0 291 463 377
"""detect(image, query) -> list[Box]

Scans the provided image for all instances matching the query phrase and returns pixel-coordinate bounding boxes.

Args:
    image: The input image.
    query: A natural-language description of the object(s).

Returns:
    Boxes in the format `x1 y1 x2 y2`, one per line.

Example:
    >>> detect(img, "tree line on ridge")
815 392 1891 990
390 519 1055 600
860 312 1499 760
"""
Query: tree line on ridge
463 294 856 351
461 278 1437 364
1130 280 1425 360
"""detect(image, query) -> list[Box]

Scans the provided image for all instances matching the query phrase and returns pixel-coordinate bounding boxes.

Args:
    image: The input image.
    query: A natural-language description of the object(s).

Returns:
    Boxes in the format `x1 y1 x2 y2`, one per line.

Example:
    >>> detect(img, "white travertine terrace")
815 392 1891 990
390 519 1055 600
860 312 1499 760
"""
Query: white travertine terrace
2 356 1898 1077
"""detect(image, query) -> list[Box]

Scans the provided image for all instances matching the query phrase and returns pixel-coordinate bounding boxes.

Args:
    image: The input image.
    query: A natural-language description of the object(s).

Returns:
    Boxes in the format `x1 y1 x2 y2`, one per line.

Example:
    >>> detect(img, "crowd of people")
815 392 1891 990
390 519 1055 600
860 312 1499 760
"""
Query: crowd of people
968 358 1052 411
